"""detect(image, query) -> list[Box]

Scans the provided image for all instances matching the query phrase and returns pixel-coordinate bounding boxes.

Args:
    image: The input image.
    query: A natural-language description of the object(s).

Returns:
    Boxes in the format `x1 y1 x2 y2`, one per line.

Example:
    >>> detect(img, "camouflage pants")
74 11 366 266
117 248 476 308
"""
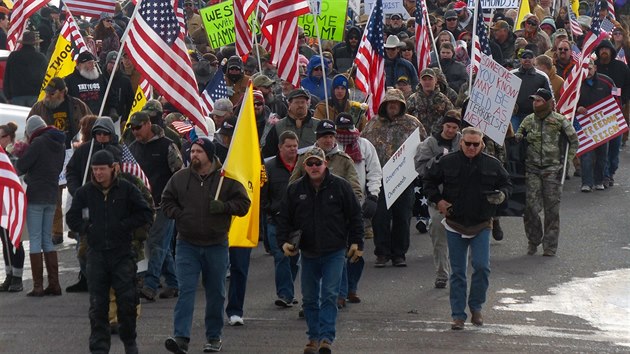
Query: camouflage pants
523 170 562 252
428 206 450 281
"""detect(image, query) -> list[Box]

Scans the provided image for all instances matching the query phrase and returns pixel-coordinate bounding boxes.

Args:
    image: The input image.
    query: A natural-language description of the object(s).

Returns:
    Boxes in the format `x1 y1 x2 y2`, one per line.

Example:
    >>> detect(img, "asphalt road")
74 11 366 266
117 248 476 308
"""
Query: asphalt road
1 148 629 354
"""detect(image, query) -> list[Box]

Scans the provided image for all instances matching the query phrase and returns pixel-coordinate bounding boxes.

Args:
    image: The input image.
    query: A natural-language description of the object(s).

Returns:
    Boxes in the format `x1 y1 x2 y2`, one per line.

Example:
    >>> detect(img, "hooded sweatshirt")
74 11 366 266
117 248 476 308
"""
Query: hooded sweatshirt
301 55 333 101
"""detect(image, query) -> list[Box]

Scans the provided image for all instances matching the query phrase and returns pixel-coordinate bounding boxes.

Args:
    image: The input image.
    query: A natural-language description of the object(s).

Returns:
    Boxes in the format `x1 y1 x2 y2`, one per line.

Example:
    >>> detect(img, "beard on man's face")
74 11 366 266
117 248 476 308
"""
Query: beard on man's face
191 158 201 170
79 66 100 80
43 96 64 109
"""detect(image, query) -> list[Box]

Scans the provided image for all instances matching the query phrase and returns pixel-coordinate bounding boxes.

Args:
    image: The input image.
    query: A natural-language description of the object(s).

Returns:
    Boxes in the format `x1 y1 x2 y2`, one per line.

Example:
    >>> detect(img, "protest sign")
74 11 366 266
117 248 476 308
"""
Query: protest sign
298 0 348 41
464 53 521 146
575 96 629 156
39 35 75 100
467 0 519 8
382 128 421 209
348 0 361 15
200 0 236 48
382 0 405 15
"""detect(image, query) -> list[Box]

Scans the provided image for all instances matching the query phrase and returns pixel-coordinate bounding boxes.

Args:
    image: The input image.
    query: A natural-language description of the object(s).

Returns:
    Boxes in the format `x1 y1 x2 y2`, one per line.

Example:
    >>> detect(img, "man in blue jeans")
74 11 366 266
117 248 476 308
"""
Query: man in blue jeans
277 147 364 354
262 131 300 308
162 138 250 353
423 127 511 330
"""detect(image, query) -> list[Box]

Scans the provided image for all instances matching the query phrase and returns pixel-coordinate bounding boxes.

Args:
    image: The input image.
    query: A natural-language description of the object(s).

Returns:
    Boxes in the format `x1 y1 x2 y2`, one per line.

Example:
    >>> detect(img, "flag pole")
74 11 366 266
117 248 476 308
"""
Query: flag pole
97 0 143 117
310 5 330 121
253 3 263 74
423 0 442 73
560 74 584 185
468 0 480 98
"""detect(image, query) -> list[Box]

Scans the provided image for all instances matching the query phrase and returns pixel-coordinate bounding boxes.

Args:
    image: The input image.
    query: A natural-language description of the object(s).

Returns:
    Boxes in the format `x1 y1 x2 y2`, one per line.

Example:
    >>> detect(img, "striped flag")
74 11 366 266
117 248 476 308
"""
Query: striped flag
140 78 151 98
6 0 49 51
617 48 627 64
568 5 583 37
600 17 615 34
235 0 258 57
171 120 194 134
571 43 581 63
0 146 26 248
175 0 186 36
121 144 151 191
354 0 385 120
63 0 117 18
607 0 616 20
471 0 492 74
125 0 208 135
201 64 229 115
575 96 627 156
260 0 310 88
61 12 88 60
414 0 431 74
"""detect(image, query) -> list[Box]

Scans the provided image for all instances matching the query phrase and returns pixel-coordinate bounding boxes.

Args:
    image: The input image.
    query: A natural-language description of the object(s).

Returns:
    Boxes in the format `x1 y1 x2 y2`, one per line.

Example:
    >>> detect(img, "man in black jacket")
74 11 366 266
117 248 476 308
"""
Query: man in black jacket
66 149 153 354
510 50 552 131
64 52 108 115
2 31 47 107
423 127 511 331
276 147 363 354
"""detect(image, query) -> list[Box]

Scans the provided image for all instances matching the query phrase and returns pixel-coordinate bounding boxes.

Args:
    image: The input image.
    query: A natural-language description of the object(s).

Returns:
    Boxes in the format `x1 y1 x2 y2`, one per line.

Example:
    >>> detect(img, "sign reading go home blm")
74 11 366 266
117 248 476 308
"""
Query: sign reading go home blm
464 53 521 146
298 0 348 42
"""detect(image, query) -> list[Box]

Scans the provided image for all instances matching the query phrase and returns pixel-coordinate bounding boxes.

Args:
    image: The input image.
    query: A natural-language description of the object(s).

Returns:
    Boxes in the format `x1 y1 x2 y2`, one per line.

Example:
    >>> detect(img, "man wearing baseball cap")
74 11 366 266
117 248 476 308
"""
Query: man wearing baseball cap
453 1 473 32
515 88 577 256
509 49 552 131
277 146 363 354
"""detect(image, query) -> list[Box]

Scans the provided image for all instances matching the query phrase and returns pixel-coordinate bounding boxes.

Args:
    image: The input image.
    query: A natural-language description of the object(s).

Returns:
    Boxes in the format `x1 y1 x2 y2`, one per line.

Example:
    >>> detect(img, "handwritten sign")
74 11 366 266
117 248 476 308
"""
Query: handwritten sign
382 128 421 209
298 0 348 41
575 96 629 156
365 0 405 16
200 0 260 48
464 53 521 146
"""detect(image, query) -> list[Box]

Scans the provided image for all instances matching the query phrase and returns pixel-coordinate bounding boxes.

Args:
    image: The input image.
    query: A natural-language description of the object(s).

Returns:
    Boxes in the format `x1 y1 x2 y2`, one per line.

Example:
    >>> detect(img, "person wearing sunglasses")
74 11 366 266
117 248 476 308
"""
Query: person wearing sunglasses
515 88 577 256
423 127 512 330
277 146 363 354
384 35 419 90
332 26 362 74
553 39 576 79
509 49 552 131
514 14 551 54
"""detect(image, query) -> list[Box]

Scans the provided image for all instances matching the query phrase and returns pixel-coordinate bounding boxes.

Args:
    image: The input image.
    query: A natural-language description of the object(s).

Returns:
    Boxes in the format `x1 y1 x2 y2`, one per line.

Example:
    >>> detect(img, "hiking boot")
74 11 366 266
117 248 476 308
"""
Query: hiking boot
374 256 389 268
8 276 23 292
0 274 11 292
303 340 318 354
203 339 222 352
274 297 294 308
392 257 407 267
527 244 538 256
451 319 465 330
165 336 189 354
318 339 332 354
347 292 361 303
471 311 483 326
415 218 428 234
140 287 156 301
66 272 88 293
492 219 503 241
434 278 448 289
159 287 179 299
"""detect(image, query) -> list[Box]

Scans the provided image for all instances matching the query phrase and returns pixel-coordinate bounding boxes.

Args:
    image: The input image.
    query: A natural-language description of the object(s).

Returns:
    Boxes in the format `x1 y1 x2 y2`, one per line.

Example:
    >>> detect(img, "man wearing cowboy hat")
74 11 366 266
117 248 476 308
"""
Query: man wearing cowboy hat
384 35 418 89
3 31 47 107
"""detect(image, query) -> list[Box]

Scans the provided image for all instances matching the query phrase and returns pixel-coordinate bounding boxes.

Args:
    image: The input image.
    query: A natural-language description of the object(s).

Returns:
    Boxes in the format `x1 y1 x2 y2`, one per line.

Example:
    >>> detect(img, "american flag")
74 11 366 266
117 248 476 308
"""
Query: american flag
571 43 581 63
63 0 117 18
568 5 583 37
0 146 27 248
470 0 492 74
414 0 431 73
60 13 88 60
575 96 627 155
125 0 208 135
354 0 385 120
171 120 194 134
600 17 615 34
121 144 151 190
201 64 229 115
607 0 616 20
617 48 628 64
261 0 310 88
556 6 608 119
6 0 49 51
235 0 258 57
139 78 151 99
175 0 186 36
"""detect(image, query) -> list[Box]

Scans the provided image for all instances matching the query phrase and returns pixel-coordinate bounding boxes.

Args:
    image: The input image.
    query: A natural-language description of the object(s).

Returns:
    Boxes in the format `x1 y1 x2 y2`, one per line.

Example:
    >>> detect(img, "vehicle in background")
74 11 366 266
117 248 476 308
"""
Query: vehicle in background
0 102 29 141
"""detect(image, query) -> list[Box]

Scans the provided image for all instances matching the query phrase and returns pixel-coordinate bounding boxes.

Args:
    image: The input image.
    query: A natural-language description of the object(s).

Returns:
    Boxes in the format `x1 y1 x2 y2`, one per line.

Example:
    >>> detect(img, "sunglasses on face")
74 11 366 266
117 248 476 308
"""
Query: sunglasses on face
385 47 398 51
613 32 622 35
463 141 481 147
131 125 143 131
254 102 263 106
557 48 570 51
305 160 323 167
526 21 538 26
103 19 113 23
446 18 457 22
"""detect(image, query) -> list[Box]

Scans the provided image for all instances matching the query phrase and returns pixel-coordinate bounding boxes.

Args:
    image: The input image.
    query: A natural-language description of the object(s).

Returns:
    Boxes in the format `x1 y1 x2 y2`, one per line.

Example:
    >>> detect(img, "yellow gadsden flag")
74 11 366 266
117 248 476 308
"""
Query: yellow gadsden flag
515 0 531 31
223 84 261 247
129 84 148 117
38 35 75 100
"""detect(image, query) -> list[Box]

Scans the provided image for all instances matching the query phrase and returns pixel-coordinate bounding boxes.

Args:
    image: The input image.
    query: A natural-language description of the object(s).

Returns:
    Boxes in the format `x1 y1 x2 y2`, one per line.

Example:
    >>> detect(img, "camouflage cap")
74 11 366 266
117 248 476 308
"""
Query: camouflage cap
303 147 326 162
143 99 163 114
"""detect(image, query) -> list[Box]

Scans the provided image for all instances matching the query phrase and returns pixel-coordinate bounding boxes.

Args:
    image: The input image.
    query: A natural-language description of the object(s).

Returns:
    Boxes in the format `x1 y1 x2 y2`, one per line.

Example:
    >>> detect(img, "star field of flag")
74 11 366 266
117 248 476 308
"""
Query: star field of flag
205 66 228 102
591 0 603 35
366 1 384 58
141 0 179 45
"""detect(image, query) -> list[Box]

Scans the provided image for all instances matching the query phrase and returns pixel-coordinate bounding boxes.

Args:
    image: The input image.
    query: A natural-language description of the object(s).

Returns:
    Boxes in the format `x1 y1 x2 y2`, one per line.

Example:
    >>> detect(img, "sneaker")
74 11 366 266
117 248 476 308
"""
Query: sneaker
594 184 605 190
159 287 179 299
580 185 592 193
471 311 483 326
374 256 389 268
415 218 428 234
451 319 465 330
318 339 332 354
303 340 318 354
434 278 448 289
347 292 361 303
165 336 189 354
527 244 537 256
228 315 244 326
392 257 407 267
274 298 294 308
139 287 156 302
203 339 222 352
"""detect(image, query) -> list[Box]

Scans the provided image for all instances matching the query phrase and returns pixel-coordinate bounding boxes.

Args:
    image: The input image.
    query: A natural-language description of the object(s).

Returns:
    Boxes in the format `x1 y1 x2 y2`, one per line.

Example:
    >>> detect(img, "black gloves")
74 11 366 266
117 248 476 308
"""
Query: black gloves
209 200 225 214
362 194 378 219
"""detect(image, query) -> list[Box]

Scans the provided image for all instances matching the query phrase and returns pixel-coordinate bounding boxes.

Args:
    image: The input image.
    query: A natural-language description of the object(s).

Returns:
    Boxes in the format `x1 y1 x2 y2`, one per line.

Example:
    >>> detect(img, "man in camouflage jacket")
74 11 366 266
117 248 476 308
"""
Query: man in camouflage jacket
406 68 454 135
